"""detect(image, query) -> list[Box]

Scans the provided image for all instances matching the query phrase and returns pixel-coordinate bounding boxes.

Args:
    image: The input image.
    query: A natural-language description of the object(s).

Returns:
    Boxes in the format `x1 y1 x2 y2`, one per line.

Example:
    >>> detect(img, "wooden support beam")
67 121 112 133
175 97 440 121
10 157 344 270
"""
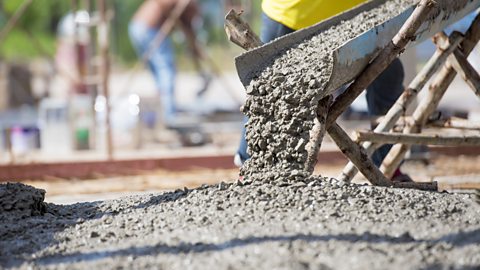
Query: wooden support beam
380 12 480 178
326 0 436 127
355 131 480 146
392 181 438 192
306 96 332 173
328 123 392 187
339 32 464 182
336 0 444 182
427 117 480 130
224 9 263 50
449 49 480 98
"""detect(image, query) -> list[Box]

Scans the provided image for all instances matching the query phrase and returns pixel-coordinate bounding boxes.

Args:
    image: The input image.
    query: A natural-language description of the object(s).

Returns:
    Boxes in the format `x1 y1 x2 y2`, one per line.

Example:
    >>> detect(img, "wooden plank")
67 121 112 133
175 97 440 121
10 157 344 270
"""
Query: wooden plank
393 181 438 191
327 123 392 186
224 9 262 50
355 131 480 146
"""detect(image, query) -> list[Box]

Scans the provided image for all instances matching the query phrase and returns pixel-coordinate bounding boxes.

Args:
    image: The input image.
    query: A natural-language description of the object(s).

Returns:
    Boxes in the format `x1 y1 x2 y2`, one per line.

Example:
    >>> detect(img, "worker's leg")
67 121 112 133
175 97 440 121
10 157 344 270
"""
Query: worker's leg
235 14 294 165
366 58 405 166
128 21 177 125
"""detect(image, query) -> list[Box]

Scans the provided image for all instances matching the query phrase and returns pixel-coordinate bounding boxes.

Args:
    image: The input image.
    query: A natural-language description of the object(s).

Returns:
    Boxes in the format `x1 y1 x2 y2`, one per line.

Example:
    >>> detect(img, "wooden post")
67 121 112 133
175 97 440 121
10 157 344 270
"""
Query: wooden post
380 12 480 178
98 0 113 160
224 9 263 50
393 181 437 191
306 96 332 173
427 117 480 130
338 31 464 182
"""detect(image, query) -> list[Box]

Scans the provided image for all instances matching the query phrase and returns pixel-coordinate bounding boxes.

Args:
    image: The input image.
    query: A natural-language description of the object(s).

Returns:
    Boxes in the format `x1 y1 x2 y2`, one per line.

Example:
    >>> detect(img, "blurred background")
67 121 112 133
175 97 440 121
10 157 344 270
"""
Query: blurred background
1 0 479 203
0 0 262 163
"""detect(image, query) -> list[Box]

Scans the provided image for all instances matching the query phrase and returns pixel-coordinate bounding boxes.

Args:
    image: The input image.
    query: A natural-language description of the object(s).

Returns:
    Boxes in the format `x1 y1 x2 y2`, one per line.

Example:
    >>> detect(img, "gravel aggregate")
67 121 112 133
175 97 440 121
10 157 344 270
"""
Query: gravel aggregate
1 180 479 269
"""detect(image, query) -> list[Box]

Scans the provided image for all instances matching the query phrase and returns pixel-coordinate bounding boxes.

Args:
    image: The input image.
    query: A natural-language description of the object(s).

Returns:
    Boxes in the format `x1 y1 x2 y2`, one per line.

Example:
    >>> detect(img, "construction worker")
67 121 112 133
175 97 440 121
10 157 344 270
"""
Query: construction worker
129 0 201 126
235 0 411 181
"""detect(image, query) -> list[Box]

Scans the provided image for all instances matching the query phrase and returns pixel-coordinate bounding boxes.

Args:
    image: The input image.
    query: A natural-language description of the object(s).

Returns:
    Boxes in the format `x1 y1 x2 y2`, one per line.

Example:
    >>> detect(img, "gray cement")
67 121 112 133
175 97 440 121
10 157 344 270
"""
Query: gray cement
0 182 46 217
1 180 479 269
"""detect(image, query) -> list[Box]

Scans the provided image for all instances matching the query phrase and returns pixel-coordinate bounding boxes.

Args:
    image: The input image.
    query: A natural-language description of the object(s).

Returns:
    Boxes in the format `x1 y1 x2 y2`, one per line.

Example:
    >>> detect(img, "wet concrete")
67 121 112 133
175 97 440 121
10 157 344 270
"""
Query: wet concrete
0 183 46 217
1 179 479 269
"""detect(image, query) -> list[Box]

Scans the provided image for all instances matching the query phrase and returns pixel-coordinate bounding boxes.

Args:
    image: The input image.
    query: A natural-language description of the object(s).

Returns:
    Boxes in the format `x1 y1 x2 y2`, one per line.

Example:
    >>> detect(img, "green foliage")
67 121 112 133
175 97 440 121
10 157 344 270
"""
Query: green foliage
1 29 55 60
110 1 142 64
0 0 263 64
0 0 70 59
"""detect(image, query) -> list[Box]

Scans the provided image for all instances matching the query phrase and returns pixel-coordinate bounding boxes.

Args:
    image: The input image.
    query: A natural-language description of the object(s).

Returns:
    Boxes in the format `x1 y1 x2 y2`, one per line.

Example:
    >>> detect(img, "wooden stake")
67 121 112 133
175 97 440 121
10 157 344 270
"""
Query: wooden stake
427 117 480 130
328 123 392 187
381 12 480 178
224 9 263 50
306 96 332 173
393 181 438 192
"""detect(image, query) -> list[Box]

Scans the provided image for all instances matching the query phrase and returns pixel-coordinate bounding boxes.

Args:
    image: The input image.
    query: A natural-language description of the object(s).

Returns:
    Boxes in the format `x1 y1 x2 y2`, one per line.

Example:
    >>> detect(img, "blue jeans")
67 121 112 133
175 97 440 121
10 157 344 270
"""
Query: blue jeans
128 21 176 124
237 13 405 167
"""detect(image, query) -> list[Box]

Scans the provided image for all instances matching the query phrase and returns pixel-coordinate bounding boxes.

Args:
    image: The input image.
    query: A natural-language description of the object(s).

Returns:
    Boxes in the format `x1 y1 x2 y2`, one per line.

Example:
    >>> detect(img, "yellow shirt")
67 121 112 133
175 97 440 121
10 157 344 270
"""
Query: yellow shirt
262 0 369 30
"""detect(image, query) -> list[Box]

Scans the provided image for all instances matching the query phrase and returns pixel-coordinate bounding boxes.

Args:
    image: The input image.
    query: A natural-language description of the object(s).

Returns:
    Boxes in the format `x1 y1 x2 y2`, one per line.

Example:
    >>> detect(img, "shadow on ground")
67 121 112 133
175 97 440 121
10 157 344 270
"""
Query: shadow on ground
28 228 480 267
